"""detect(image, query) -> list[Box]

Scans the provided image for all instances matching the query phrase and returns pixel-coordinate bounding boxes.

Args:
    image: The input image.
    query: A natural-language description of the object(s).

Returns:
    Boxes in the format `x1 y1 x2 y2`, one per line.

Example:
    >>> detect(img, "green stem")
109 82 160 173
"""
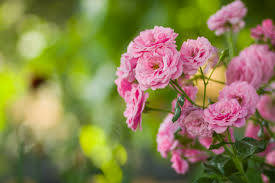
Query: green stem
199 67 207 109
226 31 235 61
145 107 174 114
170 80 201 108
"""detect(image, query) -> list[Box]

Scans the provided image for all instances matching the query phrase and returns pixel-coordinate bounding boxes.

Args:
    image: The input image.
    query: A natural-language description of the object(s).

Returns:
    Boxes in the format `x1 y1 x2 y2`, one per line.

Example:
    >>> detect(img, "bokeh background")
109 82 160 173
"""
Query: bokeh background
0 0 274 182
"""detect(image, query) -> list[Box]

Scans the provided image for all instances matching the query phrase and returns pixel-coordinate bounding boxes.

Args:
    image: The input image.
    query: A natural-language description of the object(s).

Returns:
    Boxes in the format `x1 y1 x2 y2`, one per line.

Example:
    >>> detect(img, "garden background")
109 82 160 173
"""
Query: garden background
0 0 274 182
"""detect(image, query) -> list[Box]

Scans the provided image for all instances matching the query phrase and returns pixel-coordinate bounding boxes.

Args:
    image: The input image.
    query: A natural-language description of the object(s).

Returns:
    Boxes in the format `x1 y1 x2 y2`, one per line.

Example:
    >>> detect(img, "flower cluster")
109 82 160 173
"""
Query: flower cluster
116 0 275 180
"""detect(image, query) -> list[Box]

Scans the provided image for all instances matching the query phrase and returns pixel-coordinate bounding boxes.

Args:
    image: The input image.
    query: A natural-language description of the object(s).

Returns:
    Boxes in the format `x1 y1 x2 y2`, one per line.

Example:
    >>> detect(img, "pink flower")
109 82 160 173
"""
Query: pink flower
219 81 259 117
257 95 275 122
183 149 207 163
207 0 247 35
135 47 182 90
266 150 275 166
157 114 182 158
127 26 178 57
124 85 149 131
204 99 247 133
199 137 224 154
115 77 133 99
262 174 269 183
182 109 213 137
245 121 260 139
116 53 138 82
170 149 189 174
251 19 275 46
226 44 275 89
180 37 218 76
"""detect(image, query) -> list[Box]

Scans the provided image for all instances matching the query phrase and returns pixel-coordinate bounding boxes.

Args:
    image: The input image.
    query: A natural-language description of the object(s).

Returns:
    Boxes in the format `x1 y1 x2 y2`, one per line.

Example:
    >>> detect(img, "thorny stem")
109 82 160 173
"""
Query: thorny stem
199 67 207 109
170 80 201 108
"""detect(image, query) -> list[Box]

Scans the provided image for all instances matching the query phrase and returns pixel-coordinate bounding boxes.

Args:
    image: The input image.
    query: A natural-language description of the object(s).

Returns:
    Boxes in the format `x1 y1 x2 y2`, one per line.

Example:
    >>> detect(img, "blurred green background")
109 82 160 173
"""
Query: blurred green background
0 0 274 182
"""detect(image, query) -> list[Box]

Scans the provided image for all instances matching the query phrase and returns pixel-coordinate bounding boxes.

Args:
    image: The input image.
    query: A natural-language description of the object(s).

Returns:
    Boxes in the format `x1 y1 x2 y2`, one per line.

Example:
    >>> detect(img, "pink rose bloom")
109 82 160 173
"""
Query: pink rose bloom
226 44 275 89
262 174 269 183
183 149 207 163
251 19 275 46
204 99 247 133
124 85 149 131
116 53 138 82
157 114 182 158
115 77 134 99
182 109 213 137
257 95 275 122
135 47 182 90
245 121 260 139
266 150 275 166
170 149 189 174
207 0 247 35
127 26 178 57
219 81 259 117
199 137 224 154
180 37 218 76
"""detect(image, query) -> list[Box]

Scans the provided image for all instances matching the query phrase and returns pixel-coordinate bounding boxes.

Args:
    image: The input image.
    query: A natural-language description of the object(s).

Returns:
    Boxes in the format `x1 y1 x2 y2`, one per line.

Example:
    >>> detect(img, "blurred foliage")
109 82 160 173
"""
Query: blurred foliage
0 0 273 182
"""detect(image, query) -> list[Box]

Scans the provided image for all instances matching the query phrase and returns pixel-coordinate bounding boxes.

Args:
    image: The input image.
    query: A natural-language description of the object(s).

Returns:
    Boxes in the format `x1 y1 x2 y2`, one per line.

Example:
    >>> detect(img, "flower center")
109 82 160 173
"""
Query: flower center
152 64 160 70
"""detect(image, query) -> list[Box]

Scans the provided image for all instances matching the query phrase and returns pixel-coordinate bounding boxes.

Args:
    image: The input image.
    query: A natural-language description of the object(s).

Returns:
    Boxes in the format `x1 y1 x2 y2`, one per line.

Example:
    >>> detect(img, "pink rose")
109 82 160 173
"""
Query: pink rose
124 85 149 131
245 121 260 139
226 44 275 89
127 26 178 57
135 47 182 90
182 109 213 137
207 0 247 35
156 114 181 158
266 150 275 166
219 81 259 117
180 37 218 76
115 77 133 99
116 53 138 82
257 95 275 122
204 99 247 133
262 174 269 183
170 149 189 174
251 19 275 46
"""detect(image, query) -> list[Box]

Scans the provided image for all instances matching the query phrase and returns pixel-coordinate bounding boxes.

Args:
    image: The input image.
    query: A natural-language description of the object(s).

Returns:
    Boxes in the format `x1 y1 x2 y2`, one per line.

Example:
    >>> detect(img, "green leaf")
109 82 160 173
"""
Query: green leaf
209 142 226 150
228 173 246 183
233 137 267 159
172 105 181 122
219 49 229 63
204 155 238 176
177 95 185 106
246 159 263 183
193 177 219 183
263 164 275 183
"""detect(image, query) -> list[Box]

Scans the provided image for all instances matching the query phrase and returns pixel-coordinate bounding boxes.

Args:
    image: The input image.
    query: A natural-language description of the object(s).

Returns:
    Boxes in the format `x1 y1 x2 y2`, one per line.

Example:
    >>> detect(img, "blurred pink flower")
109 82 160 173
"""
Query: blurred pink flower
207 0 247 35
180 37 218 76
170 149 189 174
245 121 260 139
204 99 247 133
124 85 149 131
226 44 275 89
182 109 213 137
251 19 275 46
127 26 178 57
156 114 182 158
135 47 182 90
257 95 275 122
219 81 259 117
183 149 208 163
266 150 275 166
262 174 269 183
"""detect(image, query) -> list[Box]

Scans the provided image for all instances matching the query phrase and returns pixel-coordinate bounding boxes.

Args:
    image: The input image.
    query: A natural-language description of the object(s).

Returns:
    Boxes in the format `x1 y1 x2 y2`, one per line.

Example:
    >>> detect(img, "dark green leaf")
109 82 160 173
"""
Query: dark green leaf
228 173 246 183
209 142 226 150
263 164 275 183
233 137 267 159
172 105 181 122
177 95 185 106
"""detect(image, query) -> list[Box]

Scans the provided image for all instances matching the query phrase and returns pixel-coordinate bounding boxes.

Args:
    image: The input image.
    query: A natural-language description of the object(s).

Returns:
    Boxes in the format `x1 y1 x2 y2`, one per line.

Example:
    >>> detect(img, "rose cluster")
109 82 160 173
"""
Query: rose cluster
115 0 275 179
